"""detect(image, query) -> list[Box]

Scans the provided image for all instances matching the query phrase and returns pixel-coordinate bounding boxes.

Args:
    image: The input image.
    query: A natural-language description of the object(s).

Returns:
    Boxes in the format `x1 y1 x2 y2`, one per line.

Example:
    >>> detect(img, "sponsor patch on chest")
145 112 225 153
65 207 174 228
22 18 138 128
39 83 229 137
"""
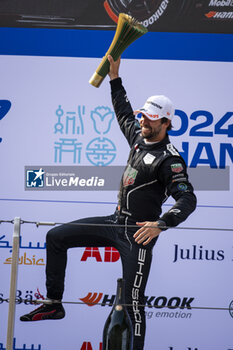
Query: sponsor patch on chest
143 153 156 165
171 163 184 173
123 165 138 187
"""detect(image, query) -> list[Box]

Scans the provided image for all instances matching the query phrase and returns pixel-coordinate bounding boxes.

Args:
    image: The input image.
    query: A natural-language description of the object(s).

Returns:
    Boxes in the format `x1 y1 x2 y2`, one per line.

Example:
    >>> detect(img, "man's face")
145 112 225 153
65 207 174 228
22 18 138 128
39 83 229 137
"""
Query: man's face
139 114 169 142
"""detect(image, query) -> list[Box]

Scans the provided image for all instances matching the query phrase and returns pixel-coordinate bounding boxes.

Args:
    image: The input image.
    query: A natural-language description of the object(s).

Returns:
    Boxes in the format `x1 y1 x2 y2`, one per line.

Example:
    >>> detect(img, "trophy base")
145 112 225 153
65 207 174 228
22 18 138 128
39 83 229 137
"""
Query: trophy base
89 71 104 88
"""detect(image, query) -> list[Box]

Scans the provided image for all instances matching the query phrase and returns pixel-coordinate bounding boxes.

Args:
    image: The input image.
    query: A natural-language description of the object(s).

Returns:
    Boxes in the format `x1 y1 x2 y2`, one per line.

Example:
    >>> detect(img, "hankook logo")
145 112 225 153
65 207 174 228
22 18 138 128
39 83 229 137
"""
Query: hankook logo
142 0 170 27
80 293 194 310
205 10 233 17
80 293 103 306
209 0 233 6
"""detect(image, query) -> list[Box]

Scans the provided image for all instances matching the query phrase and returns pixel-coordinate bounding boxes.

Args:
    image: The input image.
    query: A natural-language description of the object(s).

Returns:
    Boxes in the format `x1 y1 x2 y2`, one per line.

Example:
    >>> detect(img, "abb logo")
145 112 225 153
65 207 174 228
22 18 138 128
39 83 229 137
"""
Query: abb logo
81 247 120 262
80 342 102 350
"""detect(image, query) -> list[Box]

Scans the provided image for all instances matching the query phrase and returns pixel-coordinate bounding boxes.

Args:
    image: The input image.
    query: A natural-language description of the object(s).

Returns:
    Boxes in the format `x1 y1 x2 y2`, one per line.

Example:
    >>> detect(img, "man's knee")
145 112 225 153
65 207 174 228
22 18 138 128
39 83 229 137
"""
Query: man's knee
46 226 65 248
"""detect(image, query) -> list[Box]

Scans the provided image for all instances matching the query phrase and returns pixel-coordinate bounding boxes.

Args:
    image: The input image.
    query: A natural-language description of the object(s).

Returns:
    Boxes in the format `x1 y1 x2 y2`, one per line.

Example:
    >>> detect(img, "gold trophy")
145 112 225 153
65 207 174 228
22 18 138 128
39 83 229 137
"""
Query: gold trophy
89 13 148 88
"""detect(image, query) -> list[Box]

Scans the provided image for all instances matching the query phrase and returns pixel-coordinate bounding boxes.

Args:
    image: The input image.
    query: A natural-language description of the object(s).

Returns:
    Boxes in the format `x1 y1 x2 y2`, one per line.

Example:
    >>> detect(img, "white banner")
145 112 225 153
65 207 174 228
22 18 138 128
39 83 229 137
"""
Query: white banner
0 55 233 350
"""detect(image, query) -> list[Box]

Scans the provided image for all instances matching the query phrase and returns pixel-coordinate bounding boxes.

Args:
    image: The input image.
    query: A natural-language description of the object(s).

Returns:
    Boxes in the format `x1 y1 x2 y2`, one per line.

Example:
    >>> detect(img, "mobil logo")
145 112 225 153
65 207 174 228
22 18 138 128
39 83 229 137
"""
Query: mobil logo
81 247 120 262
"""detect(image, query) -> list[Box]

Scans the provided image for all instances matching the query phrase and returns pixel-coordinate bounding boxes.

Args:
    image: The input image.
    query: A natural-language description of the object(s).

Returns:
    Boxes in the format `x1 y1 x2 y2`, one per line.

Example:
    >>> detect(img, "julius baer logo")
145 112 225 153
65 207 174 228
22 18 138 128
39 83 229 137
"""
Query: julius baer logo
173 243 233 326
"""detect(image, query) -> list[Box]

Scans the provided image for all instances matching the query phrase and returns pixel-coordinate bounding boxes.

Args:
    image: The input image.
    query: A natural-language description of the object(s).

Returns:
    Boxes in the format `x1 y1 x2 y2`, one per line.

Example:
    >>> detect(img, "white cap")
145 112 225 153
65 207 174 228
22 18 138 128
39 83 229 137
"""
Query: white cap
135 95 174 121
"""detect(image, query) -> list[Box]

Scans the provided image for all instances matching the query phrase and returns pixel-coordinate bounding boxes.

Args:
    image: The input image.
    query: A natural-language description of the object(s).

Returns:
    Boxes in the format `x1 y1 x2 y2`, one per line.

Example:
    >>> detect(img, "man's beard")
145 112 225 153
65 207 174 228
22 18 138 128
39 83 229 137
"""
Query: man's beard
141 125 161 140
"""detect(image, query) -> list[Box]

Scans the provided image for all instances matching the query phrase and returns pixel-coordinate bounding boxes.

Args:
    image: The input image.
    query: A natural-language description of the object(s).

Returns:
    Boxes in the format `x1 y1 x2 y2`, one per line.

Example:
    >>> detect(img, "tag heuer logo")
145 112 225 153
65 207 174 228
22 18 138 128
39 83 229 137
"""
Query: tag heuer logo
123 165 138 187
171 163 183 173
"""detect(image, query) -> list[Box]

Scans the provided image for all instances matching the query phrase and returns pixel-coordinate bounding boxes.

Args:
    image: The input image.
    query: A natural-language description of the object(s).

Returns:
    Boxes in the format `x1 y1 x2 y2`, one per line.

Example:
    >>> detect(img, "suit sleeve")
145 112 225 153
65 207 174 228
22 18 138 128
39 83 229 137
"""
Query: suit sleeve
110 77 141 147
157 157 197 228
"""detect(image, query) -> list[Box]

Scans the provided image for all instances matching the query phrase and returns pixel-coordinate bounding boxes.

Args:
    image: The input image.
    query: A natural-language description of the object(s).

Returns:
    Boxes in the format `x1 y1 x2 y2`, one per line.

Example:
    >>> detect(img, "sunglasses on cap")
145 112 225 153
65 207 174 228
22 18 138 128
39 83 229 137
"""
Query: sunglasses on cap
135 112 161 121
135 112 145 120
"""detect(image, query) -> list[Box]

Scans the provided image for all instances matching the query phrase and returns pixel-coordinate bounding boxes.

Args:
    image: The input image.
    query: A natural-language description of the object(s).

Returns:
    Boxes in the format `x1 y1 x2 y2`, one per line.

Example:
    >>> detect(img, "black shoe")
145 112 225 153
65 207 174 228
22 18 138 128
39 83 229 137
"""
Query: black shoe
20 302 65 321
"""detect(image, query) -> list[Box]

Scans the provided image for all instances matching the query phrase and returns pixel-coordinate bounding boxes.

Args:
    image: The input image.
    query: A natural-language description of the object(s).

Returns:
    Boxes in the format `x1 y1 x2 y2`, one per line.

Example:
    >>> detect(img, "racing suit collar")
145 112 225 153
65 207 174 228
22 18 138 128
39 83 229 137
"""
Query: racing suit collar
139 134 170 150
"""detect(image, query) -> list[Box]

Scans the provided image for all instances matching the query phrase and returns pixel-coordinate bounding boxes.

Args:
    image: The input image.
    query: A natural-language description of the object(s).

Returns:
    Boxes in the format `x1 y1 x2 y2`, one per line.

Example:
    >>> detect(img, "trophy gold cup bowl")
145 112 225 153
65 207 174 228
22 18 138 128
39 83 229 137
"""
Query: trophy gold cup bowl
89 13 148 88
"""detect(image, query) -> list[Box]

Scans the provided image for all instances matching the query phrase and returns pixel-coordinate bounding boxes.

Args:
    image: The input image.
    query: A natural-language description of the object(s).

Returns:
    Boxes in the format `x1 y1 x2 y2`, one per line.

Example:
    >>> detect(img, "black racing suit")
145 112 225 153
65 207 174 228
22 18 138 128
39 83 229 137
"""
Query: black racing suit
46 78 196 350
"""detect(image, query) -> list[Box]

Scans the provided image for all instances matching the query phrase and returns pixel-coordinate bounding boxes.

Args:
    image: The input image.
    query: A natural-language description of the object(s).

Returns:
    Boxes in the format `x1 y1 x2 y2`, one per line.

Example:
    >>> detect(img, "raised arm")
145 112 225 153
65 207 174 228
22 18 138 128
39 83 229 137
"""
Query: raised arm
108 55 141 146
